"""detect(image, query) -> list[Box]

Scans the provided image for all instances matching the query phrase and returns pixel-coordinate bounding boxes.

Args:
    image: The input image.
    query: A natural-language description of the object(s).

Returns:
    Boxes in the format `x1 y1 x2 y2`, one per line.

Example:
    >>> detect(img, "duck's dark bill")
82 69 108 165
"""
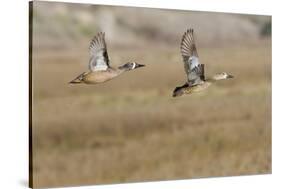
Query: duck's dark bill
136 64 145 68
227 74 234 78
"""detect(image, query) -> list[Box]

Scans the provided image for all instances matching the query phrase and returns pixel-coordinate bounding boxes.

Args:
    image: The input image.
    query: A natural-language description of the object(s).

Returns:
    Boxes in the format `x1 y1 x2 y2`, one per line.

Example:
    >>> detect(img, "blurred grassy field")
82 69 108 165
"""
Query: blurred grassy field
32 41 271 188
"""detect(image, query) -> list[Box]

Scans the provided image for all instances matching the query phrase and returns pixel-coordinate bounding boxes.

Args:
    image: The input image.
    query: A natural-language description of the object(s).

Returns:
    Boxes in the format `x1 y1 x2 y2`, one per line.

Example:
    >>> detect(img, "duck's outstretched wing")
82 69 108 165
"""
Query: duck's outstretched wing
88 32 110 71
180 29 205 85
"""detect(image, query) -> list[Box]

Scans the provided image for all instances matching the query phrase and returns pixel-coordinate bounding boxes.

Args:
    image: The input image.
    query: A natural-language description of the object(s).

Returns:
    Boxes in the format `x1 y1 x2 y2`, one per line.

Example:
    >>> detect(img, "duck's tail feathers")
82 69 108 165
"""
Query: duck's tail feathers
69 72 85 84
69 79 82 84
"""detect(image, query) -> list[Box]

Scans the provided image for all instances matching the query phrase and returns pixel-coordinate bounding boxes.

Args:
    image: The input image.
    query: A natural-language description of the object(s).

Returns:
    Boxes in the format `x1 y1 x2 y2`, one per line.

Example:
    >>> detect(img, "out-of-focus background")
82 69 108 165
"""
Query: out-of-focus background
31 1 271 188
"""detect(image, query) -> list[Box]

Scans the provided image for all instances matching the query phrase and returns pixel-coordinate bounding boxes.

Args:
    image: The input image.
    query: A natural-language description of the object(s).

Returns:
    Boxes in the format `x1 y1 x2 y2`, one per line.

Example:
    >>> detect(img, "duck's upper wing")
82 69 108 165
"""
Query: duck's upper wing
88 32 110 71
180 29 205 85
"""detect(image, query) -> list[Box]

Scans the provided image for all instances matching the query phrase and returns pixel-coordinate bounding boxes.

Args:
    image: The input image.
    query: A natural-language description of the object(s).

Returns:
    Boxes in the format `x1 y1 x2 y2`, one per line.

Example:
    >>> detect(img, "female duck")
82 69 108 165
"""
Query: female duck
173 29 234 97
70 32 145 84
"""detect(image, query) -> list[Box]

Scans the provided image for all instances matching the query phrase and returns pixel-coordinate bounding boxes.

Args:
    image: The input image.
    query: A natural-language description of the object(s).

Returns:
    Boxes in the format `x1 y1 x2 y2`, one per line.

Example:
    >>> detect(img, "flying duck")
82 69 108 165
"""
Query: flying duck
172 29 234 97
69 32 145 84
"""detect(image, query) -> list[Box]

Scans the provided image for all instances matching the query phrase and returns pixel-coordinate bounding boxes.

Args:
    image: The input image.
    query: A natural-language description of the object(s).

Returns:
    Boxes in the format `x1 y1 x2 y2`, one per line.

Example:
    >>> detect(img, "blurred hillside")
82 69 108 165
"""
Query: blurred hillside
32 1 271 51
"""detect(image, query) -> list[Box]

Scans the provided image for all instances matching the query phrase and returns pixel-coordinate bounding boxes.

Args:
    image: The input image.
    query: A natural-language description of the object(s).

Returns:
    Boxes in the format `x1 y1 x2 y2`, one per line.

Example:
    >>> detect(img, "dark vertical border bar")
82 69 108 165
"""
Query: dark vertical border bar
29 1 33 188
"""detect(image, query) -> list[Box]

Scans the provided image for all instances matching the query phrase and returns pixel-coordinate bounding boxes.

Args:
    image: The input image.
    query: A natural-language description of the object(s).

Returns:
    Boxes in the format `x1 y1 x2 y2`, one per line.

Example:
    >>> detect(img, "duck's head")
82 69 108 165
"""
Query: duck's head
212 72 234 80
119 62 145 71
172 83 190 97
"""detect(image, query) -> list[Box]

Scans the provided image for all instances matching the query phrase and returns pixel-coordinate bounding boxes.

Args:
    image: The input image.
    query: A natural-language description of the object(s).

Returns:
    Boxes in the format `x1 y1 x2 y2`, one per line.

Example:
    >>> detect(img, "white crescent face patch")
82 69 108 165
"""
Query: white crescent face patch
131 62 136 69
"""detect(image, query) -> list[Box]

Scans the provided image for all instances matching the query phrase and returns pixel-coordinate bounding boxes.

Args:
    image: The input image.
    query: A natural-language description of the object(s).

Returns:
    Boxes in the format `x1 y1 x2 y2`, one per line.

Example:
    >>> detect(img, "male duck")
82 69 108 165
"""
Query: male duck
70 32 145 84
172 29 234 97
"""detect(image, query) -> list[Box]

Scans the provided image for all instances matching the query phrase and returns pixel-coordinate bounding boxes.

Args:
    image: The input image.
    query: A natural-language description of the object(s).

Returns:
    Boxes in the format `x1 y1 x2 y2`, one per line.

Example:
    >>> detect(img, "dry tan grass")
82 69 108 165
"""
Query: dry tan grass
31 41 271 188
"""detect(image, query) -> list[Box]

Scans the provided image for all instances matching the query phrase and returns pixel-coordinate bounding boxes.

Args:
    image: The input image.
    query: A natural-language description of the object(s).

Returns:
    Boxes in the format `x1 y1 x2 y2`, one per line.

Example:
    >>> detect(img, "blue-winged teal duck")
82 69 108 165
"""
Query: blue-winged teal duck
173 29 234 97
70 32 145 84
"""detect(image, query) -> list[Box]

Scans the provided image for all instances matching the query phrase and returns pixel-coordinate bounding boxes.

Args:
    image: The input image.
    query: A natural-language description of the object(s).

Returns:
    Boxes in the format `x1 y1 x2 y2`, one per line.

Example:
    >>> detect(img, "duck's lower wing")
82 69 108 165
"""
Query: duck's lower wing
173 83 189 97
